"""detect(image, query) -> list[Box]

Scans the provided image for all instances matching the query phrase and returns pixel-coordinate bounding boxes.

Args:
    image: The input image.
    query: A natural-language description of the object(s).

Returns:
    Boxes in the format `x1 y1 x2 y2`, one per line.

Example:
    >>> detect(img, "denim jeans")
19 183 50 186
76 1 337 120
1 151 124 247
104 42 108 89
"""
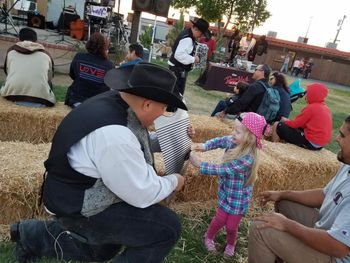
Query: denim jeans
16 202 181 263
211 100 227 116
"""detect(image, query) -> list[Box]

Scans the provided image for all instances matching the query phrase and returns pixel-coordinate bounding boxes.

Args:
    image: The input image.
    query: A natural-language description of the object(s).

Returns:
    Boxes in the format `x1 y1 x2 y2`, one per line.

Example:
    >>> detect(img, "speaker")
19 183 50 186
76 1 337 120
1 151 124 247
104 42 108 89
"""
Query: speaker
27 13 45 29
132 0 171 17
132 0 153 13
153 0 171 17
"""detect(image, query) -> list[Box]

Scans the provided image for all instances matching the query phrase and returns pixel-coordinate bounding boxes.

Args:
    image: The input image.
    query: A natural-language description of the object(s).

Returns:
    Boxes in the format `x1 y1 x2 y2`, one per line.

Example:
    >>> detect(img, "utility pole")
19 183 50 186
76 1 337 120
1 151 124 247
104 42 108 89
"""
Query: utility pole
304 16 313 39
333 15 346 44
117 0 121 13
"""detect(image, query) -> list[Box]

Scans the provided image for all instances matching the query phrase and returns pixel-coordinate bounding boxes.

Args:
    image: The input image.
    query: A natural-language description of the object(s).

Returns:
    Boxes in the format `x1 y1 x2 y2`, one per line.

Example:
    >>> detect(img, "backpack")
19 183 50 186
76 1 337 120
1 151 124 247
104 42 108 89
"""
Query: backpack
256 81 281 122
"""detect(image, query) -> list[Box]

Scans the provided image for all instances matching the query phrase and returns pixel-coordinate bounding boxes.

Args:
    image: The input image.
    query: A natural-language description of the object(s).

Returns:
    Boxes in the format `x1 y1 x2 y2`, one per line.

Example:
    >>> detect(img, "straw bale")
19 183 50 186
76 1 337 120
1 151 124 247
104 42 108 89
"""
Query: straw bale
0 98 70 143
0 141 50 225
155 140 341 202
255 141 341 194
188 114 232 142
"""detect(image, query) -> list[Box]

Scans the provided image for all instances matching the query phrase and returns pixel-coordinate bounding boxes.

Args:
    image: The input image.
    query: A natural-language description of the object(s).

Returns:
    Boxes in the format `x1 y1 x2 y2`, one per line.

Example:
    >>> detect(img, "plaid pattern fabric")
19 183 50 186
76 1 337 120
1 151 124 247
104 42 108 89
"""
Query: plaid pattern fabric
200 136 254 215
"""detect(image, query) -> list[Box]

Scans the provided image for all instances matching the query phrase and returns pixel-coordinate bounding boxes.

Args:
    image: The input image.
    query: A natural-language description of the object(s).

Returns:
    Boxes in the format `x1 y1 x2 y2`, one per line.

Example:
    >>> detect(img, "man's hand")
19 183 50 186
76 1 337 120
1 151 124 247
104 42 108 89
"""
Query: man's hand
280 117 289 122
191 143 205 152
218 111 225 119
175 174 185 191
255 212 290 232
258 191 283 206
189 151 202 168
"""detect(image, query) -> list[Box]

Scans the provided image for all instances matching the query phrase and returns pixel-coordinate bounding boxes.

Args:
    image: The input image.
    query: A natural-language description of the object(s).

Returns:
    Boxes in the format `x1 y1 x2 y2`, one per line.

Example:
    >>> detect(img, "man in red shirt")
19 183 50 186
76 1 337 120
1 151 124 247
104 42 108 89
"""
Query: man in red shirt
199 33 216 61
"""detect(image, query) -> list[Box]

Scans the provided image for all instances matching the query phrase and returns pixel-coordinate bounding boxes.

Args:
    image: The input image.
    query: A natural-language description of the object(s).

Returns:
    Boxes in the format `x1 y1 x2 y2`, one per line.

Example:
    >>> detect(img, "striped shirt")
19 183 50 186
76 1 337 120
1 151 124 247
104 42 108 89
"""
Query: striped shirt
200 136 254 215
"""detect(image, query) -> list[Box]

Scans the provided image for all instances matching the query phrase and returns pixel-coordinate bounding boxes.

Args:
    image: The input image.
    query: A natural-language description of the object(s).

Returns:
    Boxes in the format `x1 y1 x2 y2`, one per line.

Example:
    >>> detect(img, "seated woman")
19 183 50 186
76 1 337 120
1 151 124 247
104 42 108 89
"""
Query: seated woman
65 32 114 108
271 83 332 150
211 81 249 117
269 72 291 121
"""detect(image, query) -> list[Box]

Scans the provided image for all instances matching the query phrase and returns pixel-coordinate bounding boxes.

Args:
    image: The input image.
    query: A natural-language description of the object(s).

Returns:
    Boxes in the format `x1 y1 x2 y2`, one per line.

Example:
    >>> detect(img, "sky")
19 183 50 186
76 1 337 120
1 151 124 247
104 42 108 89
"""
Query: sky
254 0 350 52
116 0 350 52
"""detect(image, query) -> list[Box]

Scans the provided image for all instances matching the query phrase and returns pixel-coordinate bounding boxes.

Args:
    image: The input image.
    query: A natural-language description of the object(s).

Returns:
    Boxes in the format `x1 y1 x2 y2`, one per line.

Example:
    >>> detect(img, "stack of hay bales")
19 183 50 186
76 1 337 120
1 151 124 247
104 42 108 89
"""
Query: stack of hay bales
155 141 341 202
0 98 70 143
0 141 50 226
188 114 232 142
0 113 232 227
0 109 341 235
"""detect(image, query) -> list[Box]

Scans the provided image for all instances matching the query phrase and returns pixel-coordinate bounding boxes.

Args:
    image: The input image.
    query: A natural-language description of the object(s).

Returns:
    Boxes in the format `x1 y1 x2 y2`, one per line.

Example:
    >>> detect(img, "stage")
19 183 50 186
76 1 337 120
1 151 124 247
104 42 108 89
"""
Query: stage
0 21 80 74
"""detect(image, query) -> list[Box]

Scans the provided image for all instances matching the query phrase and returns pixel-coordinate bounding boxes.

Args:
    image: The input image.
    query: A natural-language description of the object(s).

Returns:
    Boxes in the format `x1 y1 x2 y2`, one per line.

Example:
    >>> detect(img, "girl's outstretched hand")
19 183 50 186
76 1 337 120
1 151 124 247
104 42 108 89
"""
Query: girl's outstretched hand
189 151 201 168
187 124 195 139
191 143 205 152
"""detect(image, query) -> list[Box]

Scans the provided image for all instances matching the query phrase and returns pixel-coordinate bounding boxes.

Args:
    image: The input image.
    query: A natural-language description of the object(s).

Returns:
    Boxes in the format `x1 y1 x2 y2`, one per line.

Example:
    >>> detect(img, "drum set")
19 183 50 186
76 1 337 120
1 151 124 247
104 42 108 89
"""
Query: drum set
84 0 129 46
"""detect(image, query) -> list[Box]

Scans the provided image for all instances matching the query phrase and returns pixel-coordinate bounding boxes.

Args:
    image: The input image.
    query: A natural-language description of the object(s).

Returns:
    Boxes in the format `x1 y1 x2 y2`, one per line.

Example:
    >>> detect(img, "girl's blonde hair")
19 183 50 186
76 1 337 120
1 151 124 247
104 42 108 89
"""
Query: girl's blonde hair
221 124 260 185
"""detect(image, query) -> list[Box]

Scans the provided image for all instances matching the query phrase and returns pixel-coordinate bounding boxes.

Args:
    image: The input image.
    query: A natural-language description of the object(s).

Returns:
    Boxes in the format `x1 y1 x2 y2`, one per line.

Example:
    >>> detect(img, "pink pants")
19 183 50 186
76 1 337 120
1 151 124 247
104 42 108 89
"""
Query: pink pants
206 207 242 246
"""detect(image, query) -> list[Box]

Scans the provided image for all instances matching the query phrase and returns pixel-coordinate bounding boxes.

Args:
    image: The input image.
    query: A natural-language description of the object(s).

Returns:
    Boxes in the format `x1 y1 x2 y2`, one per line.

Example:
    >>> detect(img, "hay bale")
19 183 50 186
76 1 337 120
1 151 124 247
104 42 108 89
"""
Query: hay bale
0 98 70 143
255 141 341 194
0 141 50 225
155 141 341 202
189 114 232 142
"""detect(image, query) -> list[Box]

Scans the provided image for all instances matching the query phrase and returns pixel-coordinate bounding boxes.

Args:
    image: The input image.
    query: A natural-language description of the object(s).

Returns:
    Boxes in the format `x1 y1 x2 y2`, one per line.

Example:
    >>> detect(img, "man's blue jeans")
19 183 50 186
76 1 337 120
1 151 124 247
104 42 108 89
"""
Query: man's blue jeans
16 202 181 262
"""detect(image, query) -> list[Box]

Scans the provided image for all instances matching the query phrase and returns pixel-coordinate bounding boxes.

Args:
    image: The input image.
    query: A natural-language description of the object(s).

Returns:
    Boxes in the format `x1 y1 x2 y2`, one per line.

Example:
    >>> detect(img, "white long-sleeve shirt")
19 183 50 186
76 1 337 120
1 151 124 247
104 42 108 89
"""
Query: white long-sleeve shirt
168 37 195 66
67 125 178 208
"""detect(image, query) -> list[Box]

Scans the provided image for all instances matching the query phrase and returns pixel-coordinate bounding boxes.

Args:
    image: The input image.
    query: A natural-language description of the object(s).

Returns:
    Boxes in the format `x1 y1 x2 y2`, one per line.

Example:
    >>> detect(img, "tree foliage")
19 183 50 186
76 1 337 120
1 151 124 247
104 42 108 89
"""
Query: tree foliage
166 11 185 47
139 26 152 49
171 0 271 33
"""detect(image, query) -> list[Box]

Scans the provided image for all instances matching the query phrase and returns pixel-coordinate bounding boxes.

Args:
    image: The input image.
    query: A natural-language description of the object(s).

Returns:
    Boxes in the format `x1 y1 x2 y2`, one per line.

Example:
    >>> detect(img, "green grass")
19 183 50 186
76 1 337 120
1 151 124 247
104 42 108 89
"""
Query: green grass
52 85 68 102
1 60 350 262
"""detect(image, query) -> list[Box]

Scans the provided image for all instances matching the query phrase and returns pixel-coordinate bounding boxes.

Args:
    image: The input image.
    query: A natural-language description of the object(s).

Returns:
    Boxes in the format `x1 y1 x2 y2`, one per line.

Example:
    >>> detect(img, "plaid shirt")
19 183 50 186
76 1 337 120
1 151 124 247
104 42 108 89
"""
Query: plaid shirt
200 136 254 215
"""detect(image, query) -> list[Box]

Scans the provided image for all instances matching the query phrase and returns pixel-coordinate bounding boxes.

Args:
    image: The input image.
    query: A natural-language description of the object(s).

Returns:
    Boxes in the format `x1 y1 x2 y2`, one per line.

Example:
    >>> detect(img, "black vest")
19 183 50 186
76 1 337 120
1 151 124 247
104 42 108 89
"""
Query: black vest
169 28 196 72
43 91 129 217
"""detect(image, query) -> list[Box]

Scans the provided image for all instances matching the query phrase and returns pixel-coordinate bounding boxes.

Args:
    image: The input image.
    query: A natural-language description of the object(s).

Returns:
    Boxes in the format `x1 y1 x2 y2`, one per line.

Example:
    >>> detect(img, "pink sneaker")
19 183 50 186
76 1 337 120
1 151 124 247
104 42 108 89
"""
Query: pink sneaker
224 244 235 257
204 235 216 252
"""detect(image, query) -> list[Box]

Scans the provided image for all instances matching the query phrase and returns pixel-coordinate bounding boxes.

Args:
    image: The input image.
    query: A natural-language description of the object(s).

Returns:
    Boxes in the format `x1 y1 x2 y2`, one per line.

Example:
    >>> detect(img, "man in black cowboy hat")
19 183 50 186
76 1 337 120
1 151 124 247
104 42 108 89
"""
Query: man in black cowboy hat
10 63 187 263
168 17 210 95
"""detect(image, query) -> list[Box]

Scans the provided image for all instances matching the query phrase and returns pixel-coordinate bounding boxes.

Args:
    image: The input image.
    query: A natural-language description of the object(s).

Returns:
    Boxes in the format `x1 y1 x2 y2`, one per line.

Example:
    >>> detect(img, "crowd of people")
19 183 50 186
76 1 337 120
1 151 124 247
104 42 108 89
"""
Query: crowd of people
1 25 349 263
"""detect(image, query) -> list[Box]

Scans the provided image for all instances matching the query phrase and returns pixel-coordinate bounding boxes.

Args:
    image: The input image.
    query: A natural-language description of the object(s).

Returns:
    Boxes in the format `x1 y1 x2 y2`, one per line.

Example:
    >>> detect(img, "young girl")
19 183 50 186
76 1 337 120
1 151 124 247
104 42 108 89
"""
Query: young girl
211 81 249 117
189 112 269 257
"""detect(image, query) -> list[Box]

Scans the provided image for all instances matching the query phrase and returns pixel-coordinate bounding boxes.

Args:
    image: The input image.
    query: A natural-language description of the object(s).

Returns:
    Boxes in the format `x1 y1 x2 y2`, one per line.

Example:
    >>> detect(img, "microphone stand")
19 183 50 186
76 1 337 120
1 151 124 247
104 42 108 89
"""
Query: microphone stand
0 0 20 36
56 0 73 45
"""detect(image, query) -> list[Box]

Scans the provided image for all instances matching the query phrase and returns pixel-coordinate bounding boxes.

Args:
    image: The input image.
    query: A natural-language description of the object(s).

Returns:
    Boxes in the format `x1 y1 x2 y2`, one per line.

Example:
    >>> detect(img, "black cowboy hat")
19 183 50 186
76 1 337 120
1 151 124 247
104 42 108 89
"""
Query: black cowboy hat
190 18 211 39
104 62 187 111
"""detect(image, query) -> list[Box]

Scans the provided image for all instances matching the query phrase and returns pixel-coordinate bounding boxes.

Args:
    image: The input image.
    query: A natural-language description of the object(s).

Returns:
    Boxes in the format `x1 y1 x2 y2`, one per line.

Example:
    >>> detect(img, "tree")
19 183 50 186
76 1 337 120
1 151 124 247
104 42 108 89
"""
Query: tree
171 0 270 33
139 26 153 49
166 11 185 47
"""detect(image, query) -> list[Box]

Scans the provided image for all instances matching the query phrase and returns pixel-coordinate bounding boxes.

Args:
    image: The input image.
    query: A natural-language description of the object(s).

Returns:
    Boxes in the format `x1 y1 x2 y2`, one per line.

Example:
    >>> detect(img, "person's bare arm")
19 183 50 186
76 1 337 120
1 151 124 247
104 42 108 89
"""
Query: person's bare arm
259 189 325 209
256 213 350 257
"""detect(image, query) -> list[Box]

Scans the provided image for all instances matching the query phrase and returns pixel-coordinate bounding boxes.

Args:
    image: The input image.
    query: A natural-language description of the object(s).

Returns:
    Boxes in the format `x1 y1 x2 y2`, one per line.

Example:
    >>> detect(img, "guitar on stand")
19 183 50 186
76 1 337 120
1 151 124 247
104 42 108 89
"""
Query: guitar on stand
0 0 20 36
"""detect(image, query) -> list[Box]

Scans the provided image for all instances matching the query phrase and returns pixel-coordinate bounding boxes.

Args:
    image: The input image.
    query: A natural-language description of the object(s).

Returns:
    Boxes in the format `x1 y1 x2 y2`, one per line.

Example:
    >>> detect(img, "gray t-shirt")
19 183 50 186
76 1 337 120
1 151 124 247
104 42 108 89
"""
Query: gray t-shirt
315 164 350 263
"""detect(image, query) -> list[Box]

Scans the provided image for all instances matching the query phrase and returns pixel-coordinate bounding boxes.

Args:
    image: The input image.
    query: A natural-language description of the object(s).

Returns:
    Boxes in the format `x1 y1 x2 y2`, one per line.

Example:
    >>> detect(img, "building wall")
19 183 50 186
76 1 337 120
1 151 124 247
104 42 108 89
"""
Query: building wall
254 44 350 86
140 18 169 42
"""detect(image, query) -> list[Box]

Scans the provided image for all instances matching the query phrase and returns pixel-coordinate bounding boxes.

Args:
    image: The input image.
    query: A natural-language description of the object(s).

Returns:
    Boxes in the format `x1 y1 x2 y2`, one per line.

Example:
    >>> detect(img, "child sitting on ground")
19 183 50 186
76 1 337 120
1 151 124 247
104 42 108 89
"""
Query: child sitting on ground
189 112 269 257
211 81 249 117
271 83 332 150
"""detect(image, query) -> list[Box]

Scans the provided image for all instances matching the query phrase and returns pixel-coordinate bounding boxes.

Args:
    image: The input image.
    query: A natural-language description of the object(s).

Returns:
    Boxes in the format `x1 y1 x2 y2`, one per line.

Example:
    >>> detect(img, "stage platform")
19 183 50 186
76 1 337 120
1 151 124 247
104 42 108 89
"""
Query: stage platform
0 22 82 74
